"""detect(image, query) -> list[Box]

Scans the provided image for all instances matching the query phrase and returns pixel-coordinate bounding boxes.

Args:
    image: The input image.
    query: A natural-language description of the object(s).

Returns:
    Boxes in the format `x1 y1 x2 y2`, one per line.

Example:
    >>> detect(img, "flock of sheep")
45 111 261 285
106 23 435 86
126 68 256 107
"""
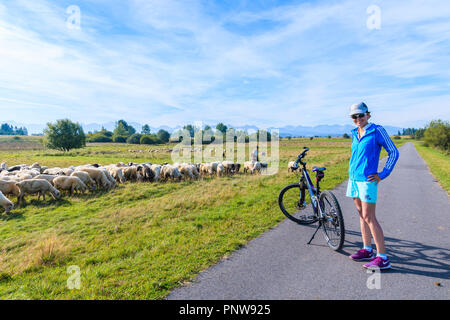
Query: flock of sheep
0 160 267 215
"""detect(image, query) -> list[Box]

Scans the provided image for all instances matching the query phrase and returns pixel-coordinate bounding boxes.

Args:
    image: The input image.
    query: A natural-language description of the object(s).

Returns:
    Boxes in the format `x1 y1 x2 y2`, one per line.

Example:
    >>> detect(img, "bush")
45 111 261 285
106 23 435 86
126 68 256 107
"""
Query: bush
113 136 127 143
127 133 143 144
424 120 450 151
157 129 170 143
393 136 401 140
87 135 113 143
140 135 161 145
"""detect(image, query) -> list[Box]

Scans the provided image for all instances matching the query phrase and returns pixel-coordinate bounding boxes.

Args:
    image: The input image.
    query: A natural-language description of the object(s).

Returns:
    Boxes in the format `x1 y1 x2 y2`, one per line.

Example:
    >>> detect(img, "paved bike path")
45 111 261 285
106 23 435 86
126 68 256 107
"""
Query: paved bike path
167 142 449 299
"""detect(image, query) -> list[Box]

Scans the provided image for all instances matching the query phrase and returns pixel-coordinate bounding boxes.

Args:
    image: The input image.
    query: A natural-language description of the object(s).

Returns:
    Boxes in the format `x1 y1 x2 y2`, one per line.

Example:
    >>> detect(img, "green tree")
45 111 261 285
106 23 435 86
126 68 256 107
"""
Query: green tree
141 124 151 135
157 129 170 143
424 120 450 151
44 119 86 152
183 124 195 137
114 120 136 138
216 123 227 134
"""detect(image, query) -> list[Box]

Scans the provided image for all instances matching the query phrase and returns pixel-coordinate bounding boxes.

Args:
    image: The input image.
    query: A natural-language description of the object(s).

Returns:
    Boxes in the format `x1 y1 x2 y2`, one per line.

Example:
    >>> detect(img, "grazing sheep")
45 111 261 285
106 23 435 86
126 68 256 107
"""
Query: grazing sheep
78 168 112 190
222 161 235 175
33 174 58 185
16 179 61 205
99 168 117 187
260 162 268 173
53 176 88 196
71 171 96 190
31 163 41 172
61 168 74 176
199 163 211 176
16 174 33 181
251 162 262 174
160 165 182 181
0 180 21 198
210 162 220 174
137 164 155 182
106 166 126 184
177 164 195 180
189 164 200 179
43 167 64 175
122 166 140 182
150 164 162 182
243 161 261 174
0 191 14 214
0 176 18 182
243 161 254 174
217 163 225 177
7 165 23 172
288 161 300 173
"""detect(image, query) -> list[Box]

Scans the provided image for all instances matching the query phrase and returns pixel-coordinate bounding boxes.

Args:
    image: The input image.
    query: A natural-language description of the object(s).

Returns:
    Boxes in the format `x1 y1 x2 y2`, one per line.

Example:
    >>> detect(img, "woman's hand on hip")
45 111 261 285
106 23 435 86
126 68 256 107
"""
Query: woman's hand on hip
368 174 381 185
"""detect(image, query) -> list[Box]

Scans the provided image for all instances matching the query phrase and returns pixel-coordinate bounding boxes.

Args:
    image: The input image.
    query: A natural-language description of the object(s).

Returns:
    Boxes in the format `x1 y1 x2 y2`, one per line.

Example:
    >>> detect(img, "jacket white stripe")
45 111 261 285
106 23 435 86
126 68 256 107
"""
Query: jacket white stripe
377 127 397 170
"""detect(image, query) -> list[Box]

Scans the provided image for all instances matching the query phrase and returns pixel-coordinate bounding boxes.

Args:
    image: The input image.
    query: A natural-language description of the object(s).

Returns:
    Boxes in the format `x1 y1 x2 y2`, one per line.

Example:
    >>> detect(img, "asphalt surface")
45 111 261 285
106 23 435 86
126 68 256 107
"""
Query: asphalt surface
167 142 449 299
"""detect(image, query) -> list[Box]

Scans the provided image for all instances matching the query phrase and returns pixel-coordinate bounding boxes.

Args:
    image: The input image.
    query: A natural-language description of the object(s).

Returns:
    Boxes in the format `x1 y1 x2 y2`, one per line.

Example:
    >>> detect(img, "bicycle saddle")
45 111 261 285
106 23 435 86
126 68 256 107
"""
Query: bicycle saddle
312 166 326 172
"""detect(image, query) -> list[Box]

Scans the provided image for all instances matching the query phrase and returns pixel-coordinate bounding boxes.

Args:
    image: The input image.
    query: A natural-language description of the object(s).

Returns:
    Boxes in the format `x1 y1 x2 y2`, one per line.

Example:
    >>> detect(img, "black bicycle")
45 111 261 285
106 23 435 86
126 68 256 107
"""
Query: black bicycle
278 147 345 250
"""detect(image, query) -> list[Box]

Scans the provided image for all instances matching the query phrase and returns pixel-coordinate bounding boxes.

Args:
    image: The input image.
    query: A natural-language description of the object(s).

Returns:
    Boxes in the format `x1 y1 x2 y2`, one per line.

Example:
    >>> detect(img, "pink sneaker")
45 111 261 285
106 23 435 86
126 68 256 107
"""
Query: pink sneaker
349 249 375 261
363 256 391 270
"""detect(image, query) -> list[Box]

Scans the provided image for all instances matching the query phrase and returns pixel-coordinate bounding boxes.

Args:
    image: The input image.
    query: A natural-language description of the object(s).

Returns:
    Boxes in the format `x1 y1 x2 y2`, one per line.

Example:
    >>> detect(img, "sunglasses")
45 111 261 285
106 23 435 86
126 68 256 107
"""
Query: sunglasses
351 113 366 119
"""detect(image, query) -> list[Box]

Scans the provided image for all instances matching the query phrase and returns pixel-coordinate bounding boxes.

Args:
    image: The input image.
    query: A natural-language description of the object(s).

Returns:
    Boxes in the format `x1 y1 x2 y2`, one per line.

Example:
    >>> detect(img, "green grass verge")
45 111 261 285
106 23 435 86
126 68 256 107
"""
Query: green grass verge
412 141 450 194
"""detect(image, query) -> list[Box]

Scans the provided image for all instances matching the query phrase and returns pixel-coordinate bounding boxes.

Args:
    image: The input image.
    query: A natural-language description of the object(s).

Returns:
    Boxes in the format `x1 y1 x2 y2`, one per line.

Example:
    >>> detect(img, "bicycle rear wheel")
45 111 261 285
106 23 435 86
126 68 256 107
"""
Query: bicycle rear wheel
319 190 345 250
278 183 318 224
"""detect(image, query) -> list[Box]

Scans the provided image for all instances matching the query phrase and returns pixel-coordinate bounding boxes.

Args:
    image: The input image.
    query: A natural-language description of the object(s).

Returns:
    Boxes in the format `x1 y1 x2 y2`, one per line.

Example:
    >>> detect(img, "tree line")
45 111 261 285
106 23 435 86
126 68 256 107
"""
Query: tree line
0 123 28 136
172 122 274 144
86 120 170 145
42 119 277 152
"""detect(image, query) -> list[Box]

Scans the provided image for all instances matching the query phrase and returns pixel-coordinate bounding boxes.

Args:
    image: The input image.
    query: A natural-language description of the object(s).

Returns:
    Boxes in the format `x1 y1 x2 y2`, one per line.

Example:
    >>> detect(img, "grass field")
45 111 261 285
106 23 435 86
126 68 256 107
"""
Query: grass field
0 136 407 299
412 141 449 194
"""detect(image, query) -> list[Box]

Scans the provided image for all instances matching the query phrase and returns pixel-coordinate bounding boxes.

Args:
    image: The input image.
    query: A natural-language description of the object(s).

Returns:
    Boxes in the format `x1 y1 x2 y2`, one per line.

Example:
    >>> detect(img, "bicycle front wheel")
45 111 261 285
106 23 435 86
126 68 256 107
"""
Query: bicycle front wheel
319 190 345 250
278 183 318 225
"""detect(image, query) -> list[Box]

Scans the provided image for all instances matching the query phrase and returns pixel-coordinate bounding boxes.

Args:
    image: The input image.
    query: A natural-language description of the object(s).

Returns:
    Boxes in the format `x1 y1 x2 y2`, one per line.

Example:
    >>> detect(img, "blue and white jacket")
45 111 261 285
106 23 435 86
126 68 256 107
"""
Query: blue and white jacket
349 123 399 181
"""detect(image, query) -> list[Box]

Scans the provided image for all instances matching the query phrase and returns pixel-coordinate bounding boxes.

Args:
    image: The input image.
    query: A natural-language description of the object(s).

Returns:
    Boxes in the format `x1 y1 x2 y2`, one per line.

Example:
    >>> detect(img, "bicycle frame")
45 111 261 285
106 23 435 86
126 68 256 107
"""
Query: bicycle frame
299 165 326 219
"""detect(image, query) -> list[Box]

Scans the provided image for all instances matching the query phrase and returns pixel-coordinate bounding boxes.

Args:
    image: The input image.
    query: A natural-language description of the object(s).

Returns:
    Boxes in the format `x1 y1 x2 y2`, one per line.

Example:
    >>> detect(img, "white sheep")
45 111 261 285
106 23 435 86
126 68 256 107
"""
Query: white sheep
0 180 21 199
16 179 61 205
78 168 112 190
33 174 58 185
150 164 162 182
53 176 88 195
0 191 14 214
161 165 182 181
217 163 225 177
71 171 96 190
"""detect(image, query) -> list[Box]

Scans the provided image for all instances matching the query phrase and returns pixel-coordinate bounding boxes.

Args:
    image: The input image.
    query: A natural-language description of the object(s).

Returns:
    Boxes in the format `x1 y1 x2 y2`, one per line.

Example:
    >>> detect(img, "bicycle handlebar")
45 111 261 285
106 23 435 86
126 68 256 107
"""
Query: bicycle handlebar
297 147 309 160
291 147 309 169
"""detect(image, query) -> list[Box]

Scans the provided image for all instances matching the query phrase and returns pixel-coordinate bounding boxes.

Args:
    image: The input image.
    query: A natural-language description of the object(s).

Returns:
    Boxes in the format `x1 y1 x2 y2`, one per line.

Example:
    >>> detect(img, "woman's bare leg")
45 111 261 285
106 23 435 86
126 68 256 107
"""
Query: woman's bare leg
354 198 372 247
360 201 386 254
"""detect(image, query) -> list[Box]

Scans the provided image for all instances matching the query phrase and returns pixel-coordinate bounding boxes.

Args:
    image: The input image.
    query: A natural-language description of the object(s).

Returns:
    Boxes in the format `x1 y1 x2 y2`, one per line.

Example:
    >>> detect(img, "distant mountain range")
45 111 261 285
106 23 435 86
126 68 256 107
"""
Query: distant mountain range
4 120 404 137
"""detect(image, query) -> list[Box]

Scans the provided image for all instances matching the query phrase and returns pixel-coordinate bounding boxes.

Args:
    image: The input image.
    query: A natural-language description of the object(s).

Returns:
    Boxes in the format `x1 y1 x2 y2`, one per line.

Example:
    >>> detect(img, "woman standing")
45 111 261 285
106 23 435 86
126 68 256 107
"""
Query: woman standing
346 102 399 270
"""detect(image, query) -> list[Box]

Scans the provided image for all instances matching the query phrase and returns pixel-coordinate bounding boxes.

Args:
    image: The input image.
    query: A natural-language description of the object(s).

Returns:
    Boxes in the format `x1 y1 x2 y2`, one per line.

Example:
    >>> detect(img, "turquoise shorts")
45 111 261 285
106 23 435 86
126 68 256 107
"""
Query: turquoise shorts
346 179 378 203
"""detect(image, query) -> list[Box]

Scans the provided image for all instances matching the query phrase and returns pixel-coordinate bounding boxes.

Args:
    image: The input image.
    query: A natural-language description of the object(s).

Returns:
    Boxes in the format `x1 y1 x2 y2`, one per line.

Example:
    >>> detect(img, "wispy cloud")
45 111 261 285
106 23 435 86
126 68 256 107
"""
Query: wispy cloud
0 0 448 129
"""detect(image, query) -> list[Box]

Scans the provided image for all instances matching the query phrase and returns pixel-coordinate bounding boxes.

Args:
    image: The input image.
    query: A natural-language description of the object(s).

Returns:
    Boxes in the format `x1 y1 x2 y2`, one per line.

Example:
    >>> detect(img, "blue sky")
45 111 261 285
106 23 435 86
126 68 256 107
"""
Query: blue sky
0 0 449 129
